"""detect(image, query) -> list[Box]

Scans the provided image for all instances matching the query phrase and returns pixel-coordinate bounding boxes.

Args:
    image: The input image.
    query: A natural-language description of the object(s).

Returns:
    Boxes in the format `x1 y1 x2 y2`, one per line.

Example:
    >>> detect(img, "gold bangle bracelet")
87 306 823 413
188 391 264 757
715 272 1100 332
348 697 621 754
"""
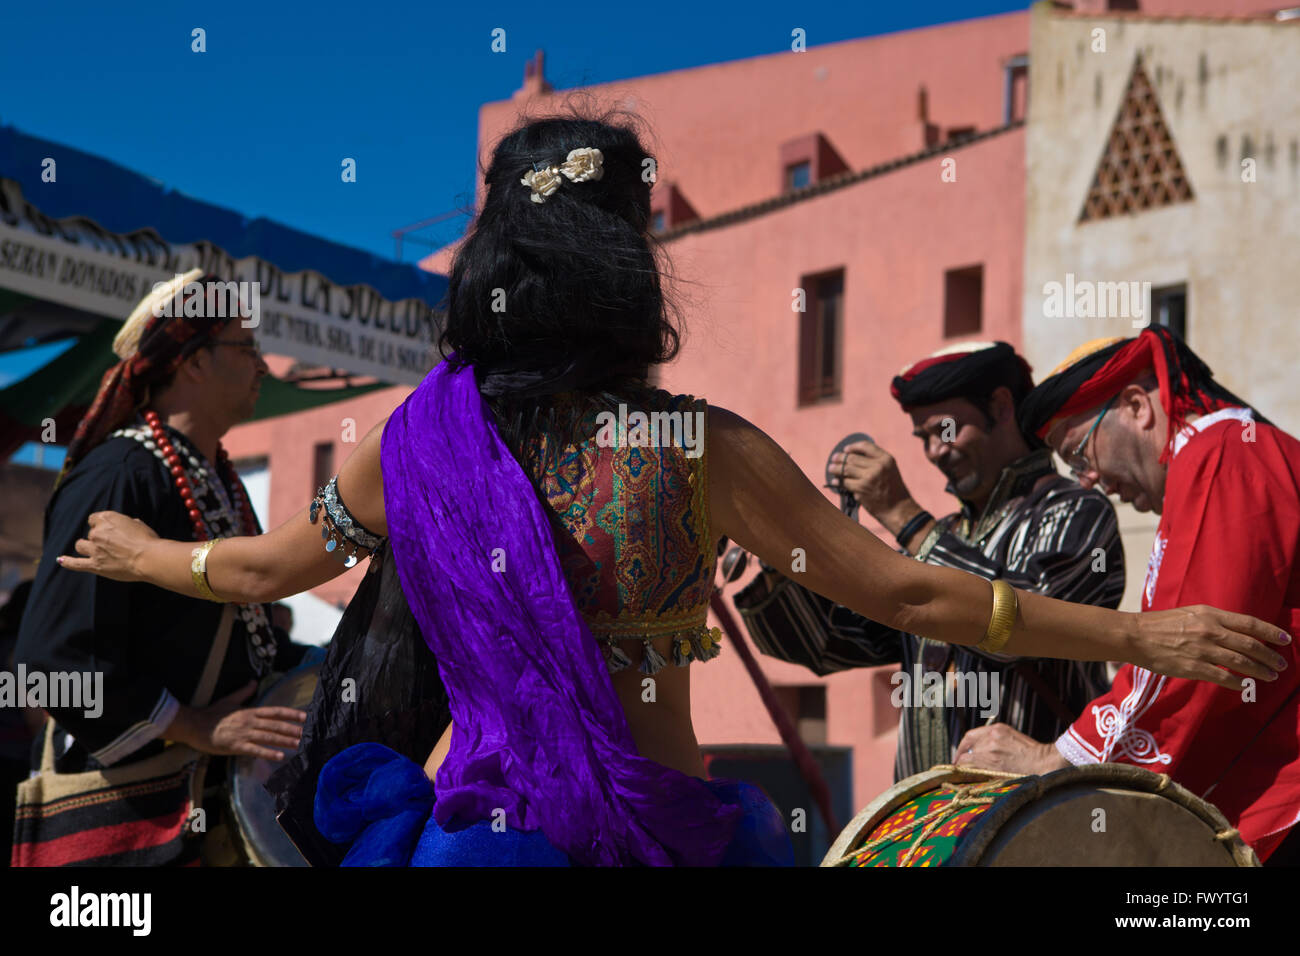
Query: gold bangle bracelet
977 579 1018 654
190 539 223 603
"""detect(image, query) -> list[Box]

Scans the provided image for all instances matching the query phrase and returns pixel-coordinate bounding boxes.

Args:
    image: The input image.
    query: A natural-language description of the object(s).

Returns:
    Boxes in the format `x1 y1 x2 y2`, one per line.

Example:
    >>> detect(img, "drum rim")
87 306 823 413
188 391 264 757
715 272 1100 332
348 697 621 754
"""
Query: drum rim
822 763 1260 867
951 763 1258 867
226 665 321 867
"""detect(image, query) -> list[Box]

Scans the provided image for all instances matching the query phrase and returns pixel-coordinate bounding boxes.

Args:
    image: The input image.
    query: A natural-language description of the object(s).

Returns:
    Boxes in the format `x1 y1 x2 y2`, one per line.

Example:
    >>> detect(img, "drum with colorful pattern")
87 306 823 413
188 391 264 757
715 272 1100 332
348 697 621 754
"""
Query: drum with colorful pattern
822 764 1258 867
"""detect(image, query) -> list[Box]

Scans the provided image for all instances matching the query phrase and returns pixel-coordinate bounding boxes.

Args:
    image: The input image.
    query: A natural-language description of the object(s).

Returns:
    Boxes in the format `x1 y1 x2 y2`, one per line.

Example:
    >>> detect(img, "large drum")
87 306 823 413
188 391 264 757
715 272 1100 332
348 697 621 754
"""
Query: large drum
823 764 1259 867
227 665 320 867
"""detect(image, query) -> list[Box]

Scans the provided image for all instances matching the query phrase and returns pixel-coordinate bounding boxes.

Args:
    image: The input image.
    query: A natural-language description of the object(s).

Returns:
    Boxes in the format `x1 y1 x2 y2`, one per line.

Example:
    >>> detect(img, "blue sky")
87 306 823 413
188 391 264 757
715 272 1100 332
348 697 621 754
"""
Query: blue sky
0 0 1026 266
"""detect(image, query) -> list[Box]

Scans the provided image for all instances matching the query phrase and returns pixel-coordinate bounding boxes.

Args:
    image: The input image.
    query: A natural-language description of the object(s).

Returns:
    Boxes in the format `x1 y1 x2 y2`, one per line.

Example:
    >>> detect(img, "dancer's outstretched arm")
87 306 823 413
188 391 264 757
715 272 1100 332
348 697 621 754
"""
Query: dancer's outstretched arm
706 405 1289 690
58 405 1289 690
60 417 390 603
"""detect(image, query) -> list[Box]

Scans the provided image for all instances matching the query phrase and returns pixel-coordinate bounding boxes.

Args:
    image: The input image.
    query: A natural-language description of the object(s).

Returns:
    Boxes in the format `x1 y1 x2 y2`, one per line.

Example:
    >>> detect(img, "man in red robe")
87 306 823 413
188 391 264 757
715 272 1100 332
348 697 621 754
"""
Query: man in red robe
955 327 1300 864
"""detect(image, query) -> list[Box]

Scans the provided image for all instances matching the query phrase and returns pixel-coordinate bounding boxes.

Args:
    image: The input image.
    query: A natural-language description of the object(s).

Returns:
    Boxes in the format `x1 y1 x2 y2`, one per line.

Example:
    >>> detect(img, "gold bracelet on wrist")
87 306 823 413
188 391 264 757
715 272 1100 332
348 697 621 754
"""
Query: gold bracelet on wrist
190 539 223 603
977 579 1018 654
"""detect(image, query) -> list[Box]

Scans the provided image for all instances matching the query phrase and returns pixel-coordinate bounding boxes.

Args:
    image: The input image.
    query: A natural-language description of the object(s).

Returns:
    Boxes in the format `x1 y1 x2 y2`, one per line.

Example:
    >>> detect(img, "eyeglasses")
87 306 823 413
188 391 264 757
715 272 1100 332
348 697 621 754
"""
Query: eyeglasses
1063 396 1117 476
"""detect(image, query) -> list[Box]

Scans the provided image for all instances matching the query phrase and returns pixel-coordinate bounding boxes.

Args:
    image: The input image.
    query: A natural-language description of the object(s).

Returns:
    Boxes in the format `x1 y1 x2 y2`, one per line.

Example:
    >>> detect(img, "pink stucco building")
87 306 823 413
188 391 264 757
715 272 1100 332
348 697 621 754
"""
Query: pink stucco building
225 0 1290 839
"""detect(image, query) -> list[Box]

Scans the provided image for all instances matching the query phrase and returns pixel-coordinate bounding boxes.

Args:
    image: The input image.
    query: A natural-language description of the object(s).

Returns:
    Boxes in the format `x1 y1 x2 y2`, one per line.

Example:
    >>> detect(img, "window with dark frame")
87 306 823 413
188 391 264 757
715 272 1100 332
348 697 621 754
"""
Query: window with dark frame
312 441 334 497
797 685 827 745
785 161 812 192
798 270 844 406
1003 54 1029 125
943 265 983 338
1152 284 1187 341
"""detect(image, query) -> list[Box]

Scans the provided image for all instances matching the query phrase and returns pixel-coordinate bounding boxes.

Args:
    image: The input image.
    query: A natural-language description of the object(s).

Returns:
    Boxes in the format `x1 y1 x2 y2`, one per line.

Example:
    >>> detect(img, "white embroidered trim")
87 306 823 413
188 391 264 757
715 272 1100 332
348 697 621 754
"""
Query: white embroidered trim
1055 731 1094 766
1061 668 1173 766
1144 531 1167 610
1074 668 1172 765
90 689 180 766
1171 406 1252 458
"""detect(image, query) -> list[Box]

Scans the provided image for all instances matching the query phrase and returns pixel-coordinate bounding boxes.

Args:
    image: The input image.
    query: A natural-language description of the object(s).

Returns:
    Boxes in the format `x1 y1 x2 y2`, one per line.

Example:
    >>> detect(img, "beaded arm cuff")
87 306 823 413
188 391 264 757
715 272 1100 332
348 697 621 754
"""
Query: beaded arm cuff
309 476 386 569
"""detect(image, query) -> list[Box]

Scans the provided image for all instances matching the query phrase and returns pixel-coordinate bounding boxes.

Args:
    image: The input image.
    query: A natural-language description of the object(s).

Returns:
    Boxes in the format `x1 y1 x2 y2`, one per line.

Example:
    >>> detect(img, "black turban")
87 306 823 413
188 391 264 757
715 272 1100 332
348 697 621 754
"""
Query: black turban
890 341 1034 412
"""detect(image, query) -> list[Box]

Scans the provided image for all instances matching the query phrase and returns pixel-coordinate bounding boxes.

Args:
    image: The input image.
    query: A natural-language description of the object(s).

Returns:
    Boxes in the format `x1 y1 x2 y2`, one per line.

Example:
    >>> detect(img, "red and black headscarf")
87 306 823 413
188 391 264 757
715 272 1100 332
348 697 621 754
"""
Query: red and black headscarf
59 270 241 484
1017 326 1264 463
890 340 1035 413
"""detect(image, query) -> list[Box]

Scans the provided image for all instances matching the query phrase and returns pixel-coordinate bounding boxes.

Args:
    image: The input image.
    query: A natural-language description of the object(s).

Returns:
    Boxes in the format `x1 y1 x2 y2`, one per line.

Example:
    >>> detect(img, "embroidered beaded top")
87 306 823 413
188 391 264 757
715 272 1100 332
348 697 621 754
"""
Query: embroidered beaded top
520 389 722 674
314 389 722 675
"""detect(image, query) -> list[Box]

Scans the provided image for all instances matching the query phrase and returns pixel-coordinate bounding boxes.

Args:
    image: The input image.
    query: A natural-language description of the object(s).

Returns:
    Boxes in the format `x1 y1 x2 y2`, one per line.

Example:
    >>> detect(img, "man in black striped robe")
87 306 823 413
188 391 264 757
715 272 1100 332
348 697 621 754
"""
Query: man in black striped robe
738 341 1123 781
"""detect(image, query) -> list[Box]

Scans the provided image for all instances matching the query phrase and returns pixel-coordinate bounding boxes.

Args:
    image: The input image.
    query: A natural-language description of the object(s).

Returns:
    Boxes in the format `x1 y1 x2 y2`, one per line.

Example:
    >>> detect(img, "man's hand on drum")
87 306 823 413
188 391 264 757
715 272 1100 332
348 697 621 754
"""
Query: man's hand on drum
166 681 306 761
953 723 1070 775
828 440 924 536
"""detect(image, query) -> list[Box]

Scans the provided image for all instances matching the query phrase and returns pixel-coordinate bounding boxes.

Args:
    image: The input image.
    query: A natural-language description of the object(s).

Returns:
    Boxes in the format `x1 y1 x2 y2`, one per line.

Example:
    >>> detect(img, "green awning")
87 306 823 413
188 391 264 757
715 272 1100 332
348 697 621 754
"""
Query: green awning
249 371 390 419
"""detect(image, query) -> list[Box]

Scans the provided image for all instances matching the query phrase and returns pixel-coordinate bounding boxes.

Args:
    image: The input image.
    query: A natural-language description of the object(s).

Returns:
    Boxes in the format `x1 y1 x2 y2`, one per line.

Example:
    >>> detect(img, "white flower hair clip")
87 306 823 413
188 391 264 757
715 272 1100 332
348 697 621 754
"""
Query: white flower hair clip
521 147 605 204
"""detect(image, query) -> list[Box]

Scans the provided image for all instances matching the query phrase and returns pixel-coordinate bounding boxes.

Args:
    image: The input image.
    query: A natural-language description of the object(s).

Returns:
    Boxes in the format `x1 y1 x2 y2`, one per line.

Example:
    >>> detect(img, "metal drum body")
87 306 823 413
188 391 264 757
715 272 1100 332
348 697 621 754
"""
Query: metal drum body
823 764 1258 867
227 665 320 867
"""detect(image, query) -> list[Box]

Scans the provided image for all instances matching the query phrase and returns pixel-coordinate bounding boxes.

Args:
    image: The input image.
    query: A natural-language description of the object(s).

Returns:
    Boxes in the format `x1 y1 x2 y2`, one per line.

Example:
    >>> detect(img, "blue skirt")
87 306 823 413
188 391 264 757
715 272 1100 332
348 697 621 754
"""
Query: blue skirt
315 743 795 867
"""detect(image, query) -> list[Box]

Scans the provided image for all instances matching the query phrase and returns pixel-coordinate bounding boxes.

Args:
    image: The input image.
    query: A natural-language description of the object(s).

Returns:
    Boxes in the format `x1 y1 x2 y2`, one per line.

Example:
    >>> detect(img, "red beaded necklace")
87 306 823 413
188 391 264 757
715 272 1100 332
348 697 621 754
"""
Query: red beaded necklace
142 409 258 541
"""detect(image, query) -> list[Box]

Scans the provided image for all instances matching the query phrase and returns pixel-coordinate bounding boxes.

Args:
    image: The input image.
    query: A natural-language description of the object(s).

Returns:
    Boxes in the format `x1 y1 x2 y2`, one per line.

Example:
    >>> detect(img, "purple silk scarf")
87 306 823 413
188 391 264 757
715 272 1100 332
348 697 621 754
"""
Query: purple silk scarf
379 359 743 866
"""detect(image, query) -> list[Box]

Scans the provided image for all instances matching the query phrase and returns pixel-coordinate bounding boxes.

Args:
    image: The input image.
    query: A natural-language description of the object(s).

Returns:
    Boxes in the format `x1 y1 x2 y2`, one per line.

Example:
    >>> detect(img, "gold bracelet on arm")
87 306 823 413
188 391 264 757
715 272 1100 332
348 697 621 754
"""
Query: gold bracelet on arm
976 578 1018 654
190 539 224 603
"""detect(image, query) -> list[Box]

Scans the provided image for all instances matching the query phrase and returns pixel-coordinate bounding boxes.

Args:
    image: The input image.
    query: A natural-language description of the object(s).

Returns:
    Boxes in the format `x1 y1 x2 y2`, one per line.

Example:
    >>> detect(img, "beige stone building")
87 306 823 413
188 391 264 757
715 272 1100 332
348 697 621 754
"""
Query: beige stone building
1021 3 1300 609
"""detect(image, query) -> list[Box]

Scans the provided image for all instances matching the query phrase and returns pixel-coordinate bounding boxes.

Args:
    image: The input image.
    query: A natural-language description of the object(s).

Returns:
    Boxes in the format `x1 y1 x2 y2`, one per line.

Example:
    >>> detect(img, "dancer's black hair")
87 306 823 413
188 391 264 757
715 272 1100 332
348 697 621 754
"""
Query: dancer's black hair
439 103 684 473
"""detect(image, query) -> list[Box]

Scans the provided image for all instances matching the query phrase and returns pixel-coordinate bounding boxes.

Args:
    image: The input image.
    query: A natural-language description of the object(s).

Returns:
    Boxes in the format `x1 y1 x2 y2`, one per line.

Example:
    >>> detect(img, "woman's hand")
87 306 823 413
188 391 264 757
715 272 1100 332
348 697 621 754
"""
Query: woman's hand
59 511 159 583
1130 605 1290 690
56 416 389 604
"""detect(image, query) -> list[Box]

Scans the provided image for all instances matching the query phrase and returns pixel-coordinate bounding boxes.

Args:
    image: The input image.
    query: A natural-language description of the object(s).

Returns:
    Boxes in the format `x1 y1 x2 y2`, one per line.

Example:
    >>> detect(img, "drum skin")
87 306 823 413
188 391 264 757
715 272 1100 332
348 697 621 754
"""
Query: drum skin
228 665 320 867
822 764 1259 867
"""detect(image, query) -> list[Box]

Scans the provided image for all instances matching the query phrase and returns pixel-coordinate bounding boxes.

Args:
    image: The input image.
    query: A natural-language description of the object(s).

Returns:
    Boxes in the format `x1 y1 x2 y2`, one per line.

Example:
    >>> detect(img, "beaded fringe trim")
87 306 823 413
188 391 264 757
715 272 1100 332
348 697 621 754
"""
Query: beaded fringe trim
598 625 723 675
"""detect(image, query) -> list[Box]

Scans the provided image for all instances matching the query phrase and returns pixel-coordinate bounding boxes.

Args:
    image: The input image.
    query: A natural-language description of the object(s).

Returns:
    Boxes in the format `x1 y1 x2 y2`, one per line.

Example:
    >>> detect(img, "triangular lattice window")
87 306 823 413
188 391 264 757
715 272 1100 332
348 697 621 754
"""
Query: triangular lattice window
1078 58 1194 223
